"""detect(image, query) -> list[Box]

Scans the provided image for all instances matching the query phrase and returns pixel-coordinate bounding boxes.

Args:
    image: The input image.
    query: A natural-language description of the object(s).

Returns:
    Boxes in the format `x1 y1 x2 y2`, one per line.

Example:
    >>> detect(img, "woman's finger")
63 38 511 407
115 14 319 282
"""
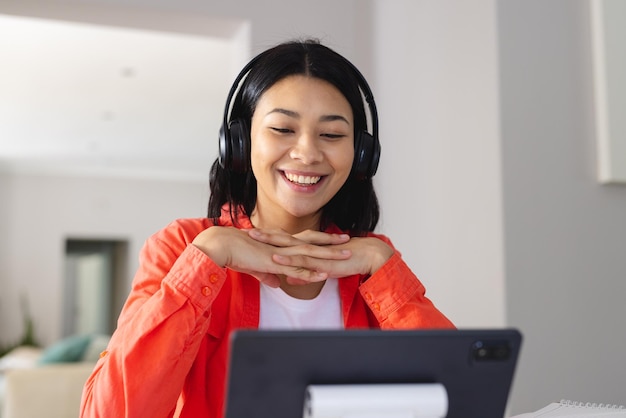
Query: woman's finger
248 228 351 247
272 254 337 274
292 230 351 246
247 228 301 247
285 276 310 286
251 272 281 288
273 244 352 265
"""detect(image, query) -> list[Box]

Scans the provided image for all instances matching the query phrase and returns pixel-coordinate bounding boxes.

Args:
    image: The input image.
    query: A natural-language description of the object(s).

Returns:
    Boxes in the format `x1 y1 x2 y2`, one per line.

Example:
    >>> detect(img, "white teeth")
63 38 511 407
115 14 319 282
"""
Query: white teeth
285 172 321 185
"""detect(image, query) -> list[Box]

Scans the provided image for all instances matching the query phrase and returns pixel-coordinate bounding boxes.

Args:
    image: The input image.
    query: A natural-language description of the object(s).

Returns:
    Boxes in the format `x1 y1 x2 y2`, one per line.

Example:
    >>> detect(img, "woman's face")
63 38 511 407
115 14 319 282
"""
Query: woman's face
249 75 354 230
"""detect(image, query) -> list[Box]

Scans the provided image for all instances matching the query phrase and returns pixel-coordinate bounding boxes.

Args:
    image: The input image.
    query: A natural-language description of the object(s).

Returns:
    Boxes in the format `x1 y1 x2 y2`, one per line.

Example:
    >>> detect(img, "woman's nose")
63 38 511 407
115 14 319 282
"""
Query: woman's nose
289 133 323 164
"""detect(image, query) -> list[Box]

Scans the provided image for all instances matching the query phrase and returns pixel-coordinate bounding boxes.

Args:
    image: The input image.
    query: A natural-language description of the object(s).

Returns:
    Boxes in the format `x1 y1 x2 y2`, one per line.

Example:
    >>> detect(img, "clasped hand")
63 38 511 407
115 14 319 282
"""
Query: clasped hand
192 227 394 288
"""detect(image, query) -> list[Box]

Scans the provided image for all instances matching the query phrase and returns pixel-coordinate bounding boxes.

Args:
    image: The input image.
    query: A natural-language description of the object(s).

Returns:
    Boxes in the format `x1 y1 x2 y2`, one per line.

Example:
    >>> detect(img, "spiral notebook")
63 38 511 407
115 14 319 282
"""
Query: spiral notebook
511 399 626 417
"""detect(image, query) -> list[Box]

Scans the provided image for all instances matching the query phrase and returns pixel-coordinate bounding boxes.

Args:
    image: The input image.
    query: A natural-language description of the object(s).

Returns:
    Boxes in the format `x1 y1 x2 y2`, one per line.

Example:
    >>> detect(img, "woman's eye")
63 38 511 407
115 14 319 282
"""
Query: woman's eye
270 127 293 134
321 133 346 139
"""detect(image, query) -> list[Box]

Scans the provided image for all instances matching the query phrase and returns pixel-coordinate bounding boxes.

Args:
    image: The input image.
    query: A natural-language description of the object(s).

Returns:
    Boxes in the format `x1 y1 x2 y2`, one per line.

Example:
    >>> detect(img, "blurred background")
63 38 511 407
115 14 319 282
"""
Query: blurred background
0 0 625 414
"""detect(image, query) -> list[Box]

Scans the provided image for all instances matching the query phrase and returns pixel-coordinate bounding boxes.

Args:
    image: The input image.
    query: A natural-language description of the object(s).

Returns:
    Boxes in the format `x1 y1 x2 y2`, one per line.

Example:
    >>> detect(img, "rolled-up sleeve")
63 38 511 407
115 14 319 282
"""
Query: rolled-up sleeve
359 252 455 329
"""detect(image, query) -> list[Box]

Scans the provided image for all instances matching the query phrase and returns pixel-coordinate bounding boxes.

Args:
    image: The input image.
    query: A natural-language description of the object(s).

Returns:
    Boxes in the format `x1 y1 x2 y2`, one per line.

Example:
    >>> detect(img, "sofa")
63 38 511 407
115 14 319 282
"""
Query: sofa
0 334 109 418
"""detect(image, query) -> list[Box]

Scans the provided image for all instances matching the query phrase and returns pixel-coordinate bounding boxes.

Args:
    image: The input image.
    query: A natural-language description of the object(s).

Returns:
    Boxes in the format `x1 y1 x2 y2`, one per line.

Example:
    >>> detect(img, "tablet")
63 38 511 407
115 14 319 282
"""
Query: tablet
224 328 522 418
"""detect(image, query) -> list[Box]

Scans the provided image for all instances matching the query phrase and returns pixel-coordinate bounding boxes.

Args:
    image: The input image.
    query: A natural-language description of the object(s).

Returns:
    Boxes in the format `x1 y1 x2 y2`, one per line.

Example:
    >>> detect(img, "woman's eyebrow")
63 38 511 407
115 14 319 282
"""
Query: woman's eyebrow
267 108 299 118
319 114 350 125
266 108 350 125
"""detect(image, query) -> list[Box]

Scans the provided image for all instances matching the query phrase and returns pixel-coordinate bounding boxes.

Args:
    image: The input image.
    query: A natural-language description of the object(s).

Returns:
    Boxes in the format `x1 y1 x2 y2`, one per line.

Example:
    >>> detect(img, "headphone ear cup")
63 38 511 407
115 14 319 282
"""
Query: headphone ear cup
368 132 381 178
353 131 380 179
218 124 230 169
227 118 250 172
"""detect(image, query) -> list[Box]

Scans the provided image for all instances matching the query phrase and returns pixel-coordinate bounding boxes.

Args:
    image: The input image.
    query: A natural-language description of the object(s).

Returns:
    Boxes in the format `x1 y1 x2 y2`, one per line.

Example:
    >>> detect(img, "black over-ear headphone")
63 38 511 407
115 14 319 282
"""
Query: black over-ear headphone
219 49 381 180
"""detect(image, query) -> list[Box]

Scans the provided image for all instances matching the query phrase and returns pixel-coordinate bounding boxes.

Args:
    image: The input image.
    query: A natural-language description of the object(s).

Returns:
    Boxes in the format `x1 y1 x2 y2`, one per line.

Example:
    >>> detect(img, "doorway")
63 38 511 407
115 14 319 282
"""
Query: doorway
62 239 128 337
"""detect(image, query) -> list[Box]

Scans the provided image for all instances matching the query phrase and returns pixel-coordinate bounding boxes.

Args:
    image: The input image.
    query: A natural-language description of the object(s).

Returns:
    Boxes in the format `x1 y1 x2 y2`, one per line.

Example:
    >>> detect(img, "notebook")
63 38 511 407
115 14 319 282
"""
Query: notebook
511 400 626 417
224 328 522 418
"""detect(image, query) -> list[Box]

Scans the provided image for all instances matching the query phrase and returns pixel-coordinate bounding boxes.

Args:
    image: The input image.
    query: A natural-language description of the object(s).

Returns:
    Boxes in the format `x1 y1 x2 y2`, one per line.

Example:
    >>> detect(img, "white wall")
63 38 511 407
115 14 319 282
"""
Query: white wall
498 0 626 412
0 173 207 345
0 0 373 71
373 0 506 328
0 175 10 340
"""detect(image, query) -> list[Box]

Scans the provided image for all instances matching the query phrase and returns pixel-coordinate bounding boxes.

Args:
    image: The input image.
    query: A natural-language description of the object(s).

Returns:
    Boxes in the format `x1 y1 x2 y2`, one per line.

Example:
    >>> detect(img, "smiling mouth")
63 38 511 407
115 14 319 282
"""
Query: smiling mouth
284 172 322 186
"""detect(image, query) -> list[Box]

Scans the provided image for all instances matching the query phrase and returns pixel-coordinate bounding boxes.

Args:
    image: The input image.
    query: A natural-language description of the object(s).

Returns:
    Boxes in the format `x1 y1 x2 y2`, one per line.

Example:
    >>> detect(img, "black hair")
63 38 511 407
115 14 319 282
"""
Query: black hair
208 39 379 235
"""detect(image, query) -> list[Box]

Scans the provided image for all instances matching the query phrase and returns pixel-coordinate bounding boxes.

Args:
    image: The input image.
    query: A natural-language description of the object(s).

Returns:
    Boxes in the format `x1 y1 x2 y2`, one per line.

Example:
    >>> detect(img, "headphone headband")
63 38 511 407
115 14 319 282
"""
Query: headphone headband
219 45 381 179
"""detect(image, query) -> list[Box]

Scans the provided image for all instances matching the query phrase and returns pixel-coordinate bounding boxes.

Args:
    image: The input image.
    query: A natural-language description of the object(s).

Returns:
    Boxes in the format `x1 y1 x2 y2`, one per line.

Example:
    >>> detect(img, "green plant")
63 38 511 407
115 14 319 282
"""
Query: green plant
0 293 39 357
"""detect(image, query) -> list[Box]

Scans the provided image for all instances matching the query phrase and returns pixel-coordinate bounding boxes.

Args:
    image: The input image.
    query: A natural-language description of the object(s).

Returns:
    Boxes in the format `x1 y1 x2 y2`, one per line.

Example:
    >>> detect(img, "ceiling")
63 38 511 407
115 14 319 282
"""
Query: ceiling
0 13 244 181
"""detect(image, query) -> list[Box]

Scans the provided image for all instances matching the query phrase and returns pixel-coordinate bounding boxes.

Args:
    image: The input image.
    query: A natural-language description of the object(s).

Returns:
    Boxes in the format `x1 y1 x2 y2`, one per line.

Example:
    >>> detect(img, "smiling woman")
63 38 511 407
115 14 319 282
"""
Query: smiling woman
79 39 455 418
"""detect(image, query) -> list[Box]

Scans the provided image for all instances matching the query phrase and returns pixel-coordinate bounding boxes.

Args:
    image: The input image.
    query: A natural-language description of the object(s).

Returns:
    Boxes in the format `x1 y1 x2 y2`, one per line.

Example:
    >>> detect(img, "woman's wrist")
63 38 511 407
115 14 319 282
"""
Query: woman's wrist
367 239 394 274
192 227 228 267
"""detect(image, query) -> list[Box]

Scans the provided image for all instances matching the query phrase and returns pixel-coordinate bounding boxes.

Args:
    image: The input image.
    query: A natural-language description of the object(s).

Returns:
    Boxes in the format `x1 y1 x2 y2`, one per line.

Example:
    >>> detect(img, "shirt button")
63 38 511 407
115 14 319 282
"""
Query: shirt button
364 292 373 302
373 302 381 312
209 273 219 283
201 286 212 296
99 350 108 358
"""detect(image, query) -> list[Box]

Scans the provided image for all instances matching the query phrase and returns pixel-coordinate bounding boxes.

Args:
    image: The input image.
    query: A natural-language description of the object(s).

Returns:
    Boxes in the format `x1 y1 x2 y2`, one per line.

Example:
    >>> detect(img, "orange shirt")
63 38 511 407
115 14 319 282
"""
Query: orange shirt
80 211 454 418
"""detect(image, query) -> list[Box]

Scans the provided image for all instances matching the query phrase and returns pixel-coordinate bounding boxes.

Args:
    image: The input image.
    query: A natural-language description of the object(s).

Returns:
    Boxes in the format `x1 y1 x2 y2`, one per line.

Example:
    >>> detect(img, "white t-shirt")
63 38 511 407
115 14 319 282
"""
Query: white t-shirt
259 279 343 330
